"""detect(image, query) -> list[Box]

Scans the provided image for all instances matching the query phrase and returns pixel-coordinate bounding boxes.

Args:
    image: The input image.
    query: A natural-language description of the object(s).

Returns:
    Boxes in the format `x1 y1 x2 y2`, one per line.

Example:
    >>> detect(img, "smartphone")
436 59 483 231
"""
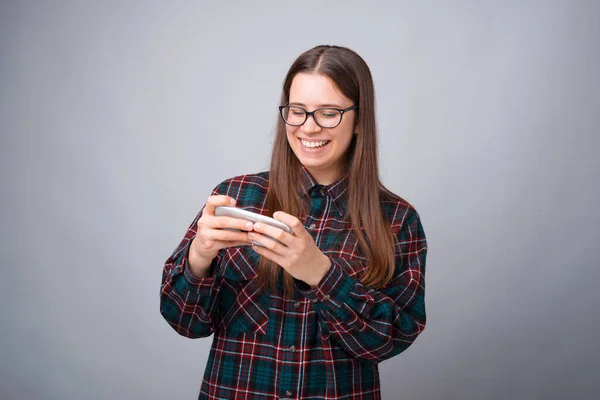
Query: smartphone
214 206 292 234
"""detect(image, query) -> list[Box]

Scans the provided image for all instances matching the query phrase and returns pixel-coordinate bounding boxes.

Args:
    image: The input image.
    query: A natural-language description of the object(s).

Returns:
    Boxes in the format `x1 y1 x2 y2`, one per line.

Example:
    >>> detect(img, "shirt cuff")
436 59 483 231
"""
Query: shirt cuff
174 255 218 295
296 258 354 307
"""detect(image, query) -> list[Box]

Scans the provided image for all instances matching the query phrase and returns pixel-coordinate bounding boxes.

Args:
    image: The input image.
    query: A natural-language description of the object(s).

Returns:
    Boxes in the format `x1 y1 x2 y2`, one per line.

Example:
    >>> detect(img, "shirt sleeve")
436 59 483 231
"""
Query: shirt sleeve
160 204 224 339
297 210 427 363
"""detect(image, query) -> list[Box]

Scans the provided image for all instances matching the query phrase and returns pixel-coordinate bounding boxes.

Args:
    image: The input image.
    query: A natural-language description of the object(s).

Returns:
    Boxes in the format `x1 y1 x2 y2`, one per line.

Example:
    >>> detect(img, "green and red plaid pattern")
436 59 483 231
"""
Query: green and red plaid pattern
161 169 427 399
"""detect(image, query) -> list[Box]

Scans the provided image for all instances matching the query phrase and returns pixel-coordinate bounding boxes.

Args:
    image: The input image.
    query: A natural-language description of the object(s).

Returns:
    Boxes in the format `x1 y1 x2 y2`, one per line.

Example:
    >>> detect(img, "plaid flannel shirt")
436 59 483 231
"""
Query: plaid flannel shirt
160 169 427 399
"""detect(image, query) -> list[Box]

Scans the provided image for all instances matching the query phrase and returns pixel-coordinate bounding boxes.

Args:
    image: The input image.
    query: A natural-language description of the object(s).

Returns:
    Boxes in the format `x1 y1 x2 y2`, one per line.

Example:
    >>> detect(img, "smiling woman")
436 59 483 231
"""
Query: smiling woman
160 45 428 400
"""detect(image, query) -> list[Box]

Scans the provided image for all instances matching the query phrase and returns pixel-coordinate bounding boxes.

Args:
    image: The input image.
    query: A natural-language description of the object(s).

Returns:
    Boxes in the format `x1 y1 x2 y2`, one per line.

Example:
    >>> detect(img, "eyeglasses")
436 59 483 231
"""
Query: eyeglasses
279 105 358 128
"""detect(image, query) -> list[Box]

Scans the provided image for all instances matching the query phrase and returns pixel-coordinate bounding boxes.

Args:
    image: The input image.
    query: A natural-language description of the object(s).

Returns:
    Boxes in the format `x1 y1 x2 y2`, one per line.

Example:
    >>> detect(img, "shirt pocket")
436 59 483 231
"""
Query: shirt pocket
219 280 269 335
323 228 369 279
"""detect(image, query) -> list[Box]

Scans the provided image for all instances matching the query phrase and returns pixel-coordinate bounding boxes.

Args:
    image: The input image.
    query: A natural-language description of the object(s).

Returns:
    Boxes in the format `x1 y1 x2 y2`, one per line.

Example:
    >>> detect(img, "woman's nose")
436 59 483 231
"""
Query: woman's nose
301 114 322 134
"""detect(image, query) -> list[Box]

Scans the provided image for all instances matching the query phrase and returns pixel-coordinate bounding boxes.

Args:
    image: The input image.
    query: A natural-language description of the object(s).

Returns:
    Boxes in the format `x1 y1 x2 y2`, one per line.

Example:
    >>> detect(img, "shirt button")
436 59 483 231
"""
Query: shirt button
293 302 300 308
309 223 316 229
324 294 331 301
286 390 293 396
310 298 318 303
289 345 296 352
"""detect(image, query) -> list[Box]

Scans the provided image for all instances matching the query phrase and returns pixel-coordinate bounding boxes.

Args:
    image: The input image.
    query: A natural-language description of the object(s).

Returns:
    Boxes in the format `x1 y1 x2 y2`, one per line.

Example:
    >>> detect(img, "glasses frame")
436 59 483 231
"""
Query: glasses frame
278 105 358 128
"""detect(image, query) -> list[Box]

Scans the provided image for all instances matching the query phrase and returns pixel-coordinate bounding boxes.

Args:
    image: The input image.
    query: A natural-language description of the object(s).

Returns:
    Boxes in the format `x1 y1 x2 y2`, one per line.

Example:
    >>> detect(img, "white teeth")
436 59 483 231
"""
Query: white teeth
301 139 329 148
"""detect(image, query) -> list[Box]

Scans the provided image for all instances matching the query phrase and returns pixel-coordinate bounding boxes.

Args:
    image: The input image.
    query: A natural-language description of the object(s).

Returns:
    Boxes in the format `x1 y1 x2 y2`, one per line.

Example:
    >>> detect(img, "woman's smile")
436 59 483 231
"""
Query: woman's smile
300 138 331 149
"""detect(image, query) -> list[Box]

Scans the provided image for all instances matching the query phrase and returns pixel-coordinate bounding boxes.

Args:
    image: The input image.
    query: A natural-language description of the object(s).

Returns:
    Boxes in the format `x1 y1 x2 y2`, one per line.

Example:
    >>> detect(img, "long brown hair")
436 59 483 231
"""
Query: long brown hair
257 45 396 293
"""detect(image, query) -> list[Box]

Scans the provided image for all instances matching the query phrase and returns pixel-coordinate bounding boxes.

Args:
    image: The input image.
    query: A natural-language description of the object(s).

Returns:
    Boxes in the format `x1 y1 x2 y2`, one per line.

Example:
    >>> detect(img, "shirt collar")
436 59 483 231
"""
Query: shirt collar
298 166 349 217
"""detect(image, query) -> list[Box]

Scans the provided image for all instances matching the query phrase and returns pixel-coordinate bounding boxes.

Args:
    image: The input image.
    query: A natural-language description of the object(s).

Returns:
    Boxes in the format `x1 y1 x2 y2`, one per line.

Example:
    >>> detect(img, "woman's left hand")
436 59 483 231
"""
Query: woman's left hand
249 211 331 288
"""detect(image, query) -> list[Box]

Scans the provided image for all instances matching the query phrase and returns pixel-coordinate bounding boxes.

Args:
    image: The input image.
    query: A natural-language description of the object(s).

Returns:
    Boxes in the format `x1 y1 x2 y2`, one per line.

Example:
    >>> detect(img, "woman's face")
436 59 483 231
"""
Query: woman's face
286 73 356 185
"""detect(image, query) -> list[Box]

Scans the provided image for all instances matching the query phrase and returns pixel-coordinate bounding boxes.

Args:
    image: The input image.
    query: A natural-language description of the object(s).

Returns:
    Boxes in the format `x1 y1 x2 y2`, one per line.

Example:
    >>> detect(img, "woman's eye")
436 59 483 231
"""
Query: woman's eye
321 111 339 118
291 110 305 116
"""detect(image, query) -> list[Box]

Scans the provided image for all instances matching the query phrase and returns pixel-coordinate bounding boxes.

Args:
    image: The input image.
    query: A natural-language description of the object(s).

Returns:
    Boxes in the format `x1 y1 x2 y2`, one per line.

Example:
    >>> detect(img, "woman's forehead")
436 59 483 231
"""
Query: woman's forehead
288 73 351 107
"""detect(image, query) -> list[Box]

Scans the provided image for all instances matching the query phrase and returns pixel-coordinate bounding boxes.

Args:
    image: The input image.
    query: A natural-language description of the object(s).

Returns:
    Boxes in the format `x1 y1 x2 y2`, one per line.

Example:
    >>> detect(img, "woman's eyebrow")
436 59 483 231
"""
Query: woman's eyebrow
289 102 345 108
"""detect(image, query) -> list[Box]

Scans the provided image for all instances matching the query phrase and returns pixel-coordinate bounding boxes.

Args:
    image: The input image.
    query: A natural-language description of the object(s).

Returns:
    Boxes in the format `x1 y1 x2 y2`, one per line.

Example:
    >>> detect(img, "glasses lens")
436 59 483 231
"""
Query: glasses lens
314 109 342 128
282 106 306 126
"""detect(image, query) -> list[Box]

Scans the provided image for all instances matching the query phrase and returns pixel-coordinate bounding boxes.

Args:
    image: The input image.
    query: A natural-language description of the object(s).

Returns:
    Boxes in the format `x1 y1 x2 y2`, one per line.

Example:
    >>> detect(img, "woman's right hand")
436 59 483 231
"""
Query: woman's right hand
187 195 253 277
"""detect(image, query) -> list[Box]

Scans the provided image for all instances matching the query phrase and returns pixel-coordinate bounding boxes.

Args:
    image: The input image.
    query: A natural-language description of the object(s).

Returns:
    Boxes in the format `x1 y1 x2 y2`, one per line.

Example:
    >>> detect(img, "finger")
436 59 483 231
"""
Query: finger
272 211 306 236
248 232 287 254
203 195 236 216
217 240 250 249
252 222 293 246
200 227 249 243
207 215 254 231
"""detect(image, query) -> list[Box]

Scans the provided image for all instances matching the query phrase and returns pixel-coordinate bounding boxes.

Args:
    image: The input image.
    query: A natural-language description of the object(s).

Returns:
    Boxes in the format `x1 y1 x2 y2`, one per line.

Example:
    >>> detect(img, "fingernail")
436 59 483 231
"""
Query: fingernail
273 212 279 218
248 232 255 239
245 222 253 230
230 198 236 205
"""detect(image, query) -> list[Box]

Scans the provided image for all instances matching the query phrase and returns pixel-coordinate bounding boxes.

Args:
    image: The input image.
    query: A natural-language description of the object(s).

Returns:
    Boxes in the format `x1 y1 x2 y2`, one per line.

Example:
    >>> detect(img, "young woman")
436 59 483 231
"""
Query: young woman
161 45 427 400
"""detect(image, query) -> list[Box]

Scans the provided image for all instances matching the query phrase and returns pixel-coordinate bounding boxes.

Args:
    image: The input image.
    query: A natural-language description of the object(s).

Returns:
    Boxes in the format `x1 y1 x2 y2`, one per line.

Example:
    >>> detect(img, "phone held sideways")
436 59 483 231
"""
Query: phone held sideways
214 206 292 246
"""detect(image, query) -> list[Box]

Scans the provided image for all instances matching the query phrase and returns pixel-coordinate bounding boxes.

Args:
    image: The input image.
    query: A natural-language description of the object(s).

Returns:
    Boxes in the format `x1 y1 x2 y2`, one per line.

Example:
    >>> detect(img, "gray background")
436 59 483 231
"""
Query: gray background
1 1 599 399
